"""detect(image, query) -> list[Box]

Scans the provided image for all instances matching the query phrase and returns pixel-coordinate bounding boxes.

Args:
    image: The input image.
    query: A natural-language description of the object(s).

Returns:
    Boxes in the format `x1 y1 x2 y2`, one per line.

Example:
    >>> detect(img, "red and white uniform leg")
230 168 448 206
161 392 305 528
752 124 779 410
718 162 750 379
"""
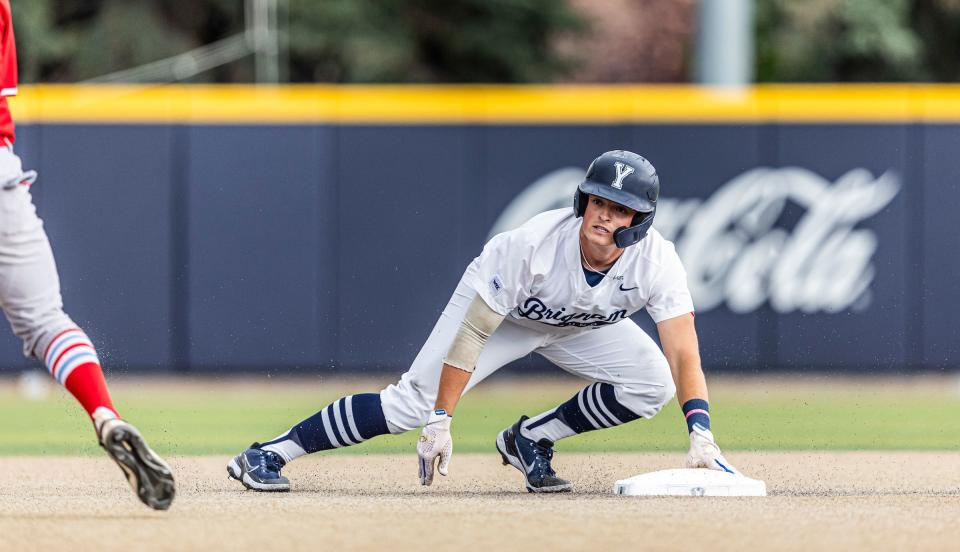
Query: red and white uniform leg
0 1 117 419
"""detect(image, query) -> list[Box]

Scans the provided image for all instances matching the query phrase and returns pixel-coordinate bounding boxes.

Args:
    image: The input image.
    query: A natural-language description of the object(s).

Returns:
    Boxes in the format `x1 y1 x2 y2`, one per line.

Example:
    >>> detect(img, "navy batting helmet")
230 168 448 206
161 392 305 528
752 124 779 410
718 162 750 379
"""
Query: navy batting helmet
573 150 659 248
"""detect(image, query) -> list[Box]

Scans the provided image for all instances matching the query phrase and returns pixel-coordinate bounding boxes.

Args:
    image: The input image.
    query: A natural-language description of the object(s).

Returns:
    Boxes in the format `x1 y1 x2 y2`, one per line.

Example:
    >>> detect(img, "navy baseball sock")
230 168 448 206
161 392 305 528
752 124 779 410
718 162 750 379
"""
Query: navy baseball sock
520 383 641 443
259 393 389 462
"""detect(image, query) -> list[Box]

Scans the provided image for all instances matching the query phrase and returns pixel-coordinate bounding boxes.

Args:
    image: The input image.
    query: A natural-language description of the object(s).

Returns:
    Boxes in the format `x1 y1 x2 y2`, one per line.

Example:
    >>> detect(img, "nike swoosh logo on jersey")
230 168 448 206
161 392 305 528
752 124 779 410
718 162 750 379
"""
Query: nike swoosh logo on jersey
619 284 638 292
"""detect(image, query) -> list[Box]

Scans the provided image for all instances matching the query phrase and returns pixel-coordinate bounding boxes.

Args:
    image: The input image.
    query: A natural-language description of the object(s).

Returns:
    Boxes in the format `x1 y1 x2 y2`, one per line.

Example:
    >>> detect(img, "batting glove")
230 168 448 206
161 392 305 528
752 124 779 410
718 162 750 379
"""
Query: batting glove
686 424 740 475
417 410 453 486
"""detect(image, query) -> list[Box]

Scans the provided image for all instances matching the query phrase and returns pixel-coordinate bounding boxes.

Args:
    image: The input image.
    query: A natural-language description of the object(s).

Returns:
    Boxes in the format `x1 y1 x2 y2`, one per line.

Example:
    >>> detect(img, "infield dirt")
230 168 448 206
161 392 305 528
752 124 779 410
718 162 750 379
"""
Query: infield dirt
0 452 957 551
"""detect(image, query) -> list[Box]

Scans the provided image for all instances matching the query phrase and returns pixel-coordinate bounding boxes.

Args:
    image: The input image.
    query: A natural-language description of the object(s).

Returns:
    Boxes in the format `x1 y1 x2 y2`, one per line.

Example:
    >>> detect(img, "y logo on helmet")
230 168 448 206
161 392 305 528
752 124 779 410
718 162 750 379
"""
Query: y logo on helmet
612 162 634 189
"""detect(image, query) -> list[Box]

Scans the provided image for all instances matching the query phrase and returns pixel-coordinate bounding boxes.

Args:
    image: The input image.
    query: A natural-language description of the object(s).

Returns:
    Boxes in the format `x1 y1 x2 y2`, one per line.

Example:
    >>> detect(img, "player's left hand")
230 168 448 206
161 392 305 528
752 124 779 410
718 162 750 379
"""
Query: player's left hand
417 410 453 485
686 425 740 475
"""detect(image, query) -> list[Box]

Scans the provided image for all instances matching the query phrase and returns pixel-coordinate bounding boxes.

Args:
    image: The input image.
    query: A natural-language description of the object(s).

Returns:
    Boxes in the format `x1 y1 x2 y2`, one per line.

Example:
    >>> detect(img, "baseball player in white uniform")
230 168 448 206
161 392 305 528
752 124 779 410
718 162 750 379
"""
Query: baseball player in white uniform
0 1 174 509
229 150 737 493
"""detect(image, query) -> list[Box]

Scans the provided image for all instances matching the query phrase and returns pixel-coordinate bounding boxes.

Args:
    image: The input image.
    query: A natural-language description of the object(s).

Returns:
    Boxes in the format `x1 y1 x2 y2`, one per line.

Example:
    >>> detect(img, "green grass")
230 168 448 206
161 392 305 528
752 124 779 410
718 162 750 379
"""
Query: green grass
1 376 958 455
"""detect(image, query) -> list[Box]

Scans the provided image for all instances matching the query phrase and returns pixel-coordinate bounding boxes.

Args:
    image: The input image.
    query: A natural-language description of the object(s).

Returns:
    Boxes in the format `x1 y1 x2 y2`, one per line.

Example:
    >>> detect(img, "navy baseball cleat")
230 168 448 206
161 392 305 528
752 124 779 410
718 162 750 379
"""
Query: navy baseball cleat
227 444 291 492
496 416 572 493
98 418 176 510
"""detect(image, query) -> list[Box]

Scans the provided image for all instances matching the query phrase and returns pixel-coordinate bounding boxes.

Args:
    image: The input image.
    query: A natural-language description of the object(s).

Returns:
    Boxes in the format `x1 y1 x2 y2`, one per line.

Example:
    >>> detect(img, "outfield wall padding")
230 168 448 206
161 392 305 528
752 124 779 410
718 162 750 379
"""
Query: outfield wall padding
0 89 955 374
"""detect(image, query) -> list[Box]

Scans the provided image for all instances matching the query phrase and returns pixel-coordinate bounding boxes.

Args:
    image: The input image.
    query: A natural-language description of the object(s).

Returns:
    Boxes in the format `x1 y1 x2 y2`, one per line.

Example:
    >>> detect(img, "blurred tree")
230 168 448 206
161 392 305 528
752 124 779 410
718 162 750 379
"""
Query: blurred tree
11 0 960 84
69 2 197 81
12 0 209 82
285 0 584 83
9 0 72 83
914 0 960 81
756 0 926 82
10 0 584 84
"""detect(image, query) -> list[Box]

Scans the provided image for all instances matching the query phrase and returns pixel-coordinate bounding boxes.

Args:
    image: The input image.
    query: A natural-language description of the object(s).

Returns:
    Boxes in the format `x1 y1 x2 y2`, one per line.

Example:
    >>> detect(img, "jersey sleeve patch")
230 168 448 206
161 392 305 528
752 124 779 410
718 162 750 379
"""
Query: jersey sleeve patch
488 274 505 297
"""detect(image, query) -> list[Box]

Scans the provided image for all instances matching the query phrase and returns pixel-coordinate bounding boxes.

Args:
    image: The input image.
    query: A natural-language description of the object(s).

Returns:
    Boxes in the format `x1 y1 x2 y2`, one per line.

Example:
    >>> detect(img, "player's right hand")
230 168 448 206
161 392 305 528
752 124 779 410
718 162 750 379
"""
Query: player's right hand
686 424 741 475
417 410 453 485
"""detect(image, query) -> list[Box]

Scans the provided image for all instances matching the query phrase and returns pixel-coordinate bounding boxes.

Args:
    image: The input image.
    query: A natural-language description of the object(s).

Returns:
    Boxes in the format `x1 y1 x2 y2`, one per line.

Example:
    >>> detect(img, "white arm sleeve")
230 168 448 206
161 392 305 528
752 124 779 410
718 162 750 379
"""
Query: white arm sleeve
443 295 506 373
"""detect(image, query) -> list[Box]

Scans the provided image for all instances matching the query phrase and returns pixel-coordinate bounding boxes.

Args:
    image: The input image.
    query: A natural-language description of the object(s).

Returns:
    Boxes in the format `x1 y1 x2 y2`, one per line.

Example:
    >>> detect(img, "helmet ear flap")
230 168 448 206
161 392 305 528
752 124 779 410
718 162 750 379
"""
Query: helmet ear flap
613 211 655 248
573 190 589 217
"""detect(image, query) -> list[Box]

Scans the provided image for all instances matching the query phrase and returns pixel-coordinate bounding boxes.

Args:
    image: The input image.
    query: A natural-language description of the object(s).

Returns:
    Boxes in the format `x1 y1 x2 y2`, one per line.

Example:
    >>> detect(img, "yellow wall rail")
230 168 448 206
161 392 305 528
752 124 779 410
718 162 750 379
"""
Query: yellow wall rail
10 84 960 124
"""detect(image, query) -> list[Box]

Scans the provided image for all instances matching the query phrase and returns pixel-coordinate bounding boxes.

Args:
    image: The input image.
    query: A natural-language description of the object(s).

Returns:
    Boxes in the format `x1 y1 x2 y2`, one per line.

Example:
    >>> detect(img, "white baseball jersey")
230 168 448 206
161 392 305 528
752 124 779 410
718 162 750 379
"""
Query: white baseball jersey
379 208 691 432
464 208 694 331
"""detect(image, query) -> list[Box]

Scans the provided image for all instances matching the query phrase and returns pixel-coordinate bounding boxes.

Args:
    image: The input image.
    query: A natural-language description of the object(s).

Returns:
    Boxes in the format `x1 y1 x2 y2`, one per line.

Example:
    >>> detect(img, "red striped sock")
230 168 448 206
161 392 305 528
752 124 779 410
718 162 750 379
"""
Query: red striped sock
44 328 119 418
63 362 118 418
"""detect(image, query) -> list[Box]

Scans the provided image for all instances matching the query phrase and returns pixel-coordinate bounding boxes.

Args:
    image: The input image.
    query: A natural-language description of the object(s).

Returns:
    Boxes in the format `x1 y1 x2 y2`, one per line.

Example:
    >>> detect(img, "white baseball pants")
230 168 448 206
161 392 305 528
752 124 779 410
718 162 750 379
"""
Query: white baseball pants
380 279 676 433
0 145 76 360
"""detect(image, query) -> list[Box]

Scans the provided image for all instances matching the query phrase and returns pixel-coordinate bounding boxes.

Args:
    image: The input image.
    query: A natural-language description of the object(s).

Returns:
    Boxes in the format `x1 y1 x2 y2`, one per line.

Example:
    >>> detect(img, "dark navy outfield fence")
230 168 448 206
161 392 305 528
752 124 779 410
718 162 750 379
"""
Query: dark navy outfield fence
0 122 956 375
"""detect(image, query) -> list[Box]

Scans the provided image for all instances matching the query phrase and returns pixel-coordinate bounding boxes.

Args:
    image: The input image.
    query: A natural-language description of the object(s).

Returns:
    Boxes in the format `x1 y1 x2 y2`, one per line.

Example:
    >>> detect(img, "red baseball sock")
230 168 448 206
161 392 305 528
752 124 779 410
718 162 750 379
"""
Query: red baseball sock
63 362 118 418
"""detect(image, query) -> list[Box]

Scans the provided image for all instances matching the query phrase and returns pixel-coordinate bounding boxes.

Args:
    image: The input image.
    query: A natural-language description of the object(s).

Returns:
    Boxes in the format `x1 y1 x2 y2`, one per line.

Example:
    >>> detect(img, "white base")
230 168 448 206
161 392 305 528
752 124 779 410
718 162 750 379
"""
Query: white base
614 468 767 497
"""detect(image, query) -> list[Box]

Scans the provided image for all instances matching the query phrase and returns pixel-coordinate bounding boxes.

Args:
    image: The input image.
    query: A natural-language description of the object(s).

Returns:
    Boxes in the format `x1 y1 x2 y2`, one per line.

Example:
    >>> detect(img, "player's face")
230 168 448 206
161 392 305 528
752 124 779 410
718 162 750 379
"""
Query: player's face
581 195 636 247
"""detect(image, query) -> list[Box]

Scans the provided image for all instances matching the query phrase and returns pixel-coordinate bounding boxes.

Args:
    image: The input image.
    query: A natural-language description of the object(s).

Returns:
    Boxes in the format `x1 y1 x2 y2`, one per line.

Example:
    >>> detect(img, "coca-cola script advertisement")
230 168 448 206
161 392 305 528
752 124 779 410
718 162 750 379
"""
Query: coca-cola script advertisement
489 166 900 316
